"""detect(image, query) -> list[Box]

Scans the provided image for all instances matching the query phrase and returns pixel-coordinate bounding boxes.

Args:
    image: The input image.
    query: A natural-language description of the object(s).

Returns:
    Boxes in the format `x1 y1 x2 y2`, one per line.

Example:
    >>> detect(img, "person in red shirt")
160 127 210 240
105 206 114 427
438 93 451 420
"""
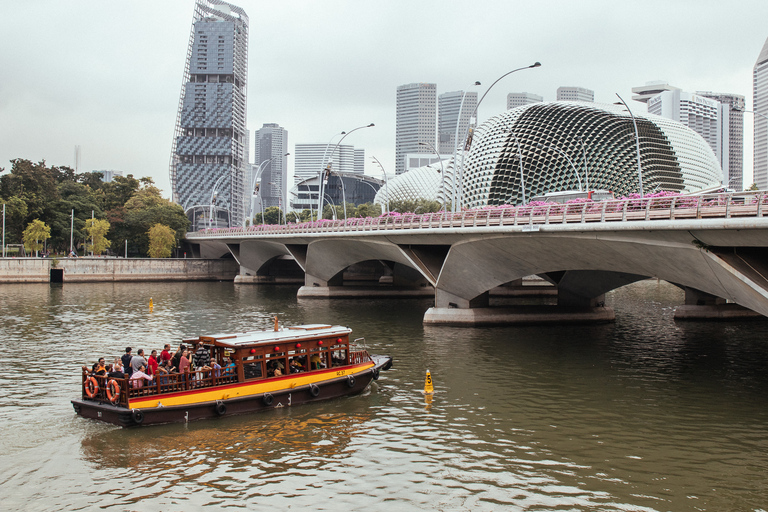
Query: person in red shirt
147 350 159 376
160 344 171 363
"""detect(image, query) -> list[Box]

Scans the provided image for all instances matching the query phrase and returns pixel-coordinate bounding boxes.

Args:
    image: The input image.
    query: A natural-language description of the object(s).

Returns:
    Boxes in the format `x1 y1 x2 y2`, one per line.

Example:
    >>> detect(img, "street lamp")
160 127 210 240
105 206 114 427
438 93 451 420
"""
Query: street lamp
418 141 446 209
371 156 390 214
450 81 481 212
209 172 228 228
615 93 644 196
507 132 527 205
320 123 375 220
457 63 541 210
536 143 583 191
249 152 289 226
317 132 346 218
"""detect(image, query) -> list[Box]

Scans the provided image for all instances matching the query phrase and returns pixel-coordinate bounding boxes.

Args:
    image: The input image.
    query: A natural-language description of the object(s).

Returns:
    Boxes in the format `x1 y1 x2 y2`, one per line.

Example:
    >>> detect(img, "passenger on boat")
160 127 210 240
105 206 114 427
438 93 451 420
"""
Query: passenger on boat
310 354 325 370
121 347 133 376
91 358 107 377
267 360 284 377
223 357 236 375
156 360 174 385
130 349 147 374
171 344 185 370
147 350 159 376
193 343 211 383
289 357 305 373
179 349 192 384
129 365 153 389
160 344 172 364
108 359 125 379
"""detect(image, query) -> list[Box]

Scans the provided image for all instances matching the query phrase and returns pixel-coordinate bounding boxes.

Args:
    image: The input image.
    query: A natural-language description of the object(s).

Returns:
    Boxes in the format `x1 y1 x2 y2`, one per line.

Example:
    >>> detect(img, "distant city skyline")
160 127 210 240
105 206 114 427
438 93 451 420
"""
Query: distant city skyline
1 1 765 196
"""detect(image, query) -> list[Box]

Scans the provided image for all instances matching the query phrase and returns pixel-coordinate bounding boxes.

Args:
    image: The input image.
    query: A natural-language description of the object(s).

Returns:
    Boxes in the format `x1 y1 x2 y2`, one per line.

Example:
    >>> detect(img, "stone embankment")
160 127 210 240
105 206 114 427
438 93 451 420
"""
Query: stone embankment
0 257 238 283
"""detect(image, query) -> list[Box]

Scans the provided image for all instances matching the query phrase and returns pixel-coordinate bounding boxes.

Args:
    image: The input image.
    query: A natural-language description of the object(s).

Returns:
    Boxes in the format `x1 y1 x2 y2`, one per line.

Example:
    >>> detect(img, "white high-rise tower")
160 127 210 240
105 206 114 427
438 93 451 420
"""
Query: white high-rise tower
754 36 768 189
395 83 436 175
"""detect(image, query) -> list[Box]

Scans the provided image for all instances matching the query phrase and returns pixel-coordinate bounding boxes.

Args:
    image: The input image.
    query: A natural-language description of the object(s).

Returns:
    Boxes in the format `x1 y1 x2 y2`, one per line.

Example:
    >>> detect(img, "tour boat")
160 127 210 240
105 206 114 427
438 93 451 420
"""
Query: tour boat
72 321 393 427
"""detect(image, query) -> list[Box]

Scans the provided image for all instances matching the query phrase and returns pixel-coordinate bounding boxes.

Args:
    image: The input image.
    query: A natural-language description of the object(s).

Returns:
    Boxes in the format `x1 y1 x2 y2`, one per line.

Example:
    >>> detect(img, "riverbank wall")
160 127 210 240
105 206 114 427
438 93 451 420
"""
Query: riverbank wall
0 257 239 283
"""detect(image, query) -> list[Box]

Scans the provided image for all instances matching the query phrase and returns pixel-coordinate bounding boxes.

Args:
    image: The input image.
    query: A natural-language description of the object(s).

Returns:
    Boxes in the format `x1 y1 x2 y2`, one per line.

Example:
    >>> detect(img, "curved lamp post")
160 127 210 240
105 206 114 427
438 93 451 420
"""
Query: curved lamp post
317 132 345 218
250 152 289 226
508 132 528 204
418 141 446 209
450 81 481 212
209 172 229 228
320 123 375 220
457 63 541 210
371 156 390 214
615 93 643 196
536 142 583 191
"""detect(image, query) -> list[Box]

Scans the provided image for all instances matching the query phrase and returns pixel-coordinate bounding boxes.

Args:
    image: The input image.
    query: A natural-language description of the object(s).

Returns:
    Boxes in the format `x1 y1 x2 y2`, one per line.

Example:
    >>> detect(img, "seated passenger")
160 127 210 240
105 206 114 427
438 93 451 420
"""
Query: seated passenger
108 359 125 379
91 358 108 377
310 354 325 370
157 360 175 385
212 361 222 377
290 357 305 373
129 365 154 389
223 357 236 375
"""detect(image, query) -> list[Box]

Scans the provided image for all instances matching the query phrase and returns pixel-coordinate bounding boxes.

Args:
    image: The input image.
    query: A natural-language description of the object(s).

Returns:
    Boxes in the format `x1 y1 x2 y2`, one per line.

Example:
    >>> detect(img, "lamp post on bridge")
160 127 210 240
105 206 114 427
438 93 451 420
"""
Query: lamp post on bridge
536 143 583 192
249 152 289 227
371 156 390 214
418 141 446 210
320 123 375 220
457 63 541 211
209 172 229 229
615 93 644 196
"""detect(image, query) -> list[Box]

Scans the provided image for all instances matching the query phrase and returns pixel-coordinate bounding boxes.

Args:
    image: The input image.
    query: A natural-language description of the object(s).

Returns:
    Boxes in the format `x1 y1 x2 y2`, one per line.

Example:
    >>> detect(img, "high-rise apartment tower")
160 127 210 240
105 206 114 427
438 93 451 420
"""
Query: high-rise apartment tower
170 0 249 228
507 92 543 110
556 86 594 102
754 36 768 189
395 83 436 175
697 91 745 189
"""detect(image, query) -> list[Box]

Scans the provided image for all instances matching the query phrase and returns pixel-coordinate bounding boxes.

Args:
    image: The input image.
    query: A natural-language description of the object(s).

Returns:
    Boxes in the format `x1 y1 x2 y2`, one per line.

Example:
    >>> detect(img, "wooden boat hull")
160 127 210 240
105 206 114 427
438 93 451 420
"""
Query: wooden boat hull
72 356 392 427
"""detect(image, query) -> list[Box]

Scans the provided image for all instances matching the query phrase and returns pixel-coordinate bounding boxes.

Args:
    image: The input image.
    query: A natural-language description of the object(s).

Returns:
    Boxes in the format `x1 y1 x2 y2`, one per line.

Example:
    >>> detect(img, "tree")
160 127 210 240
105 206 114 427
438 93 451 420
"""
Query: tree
122 183 189 255
147 223 176 258
353 202 382 218
0 196 28 243
748 183 759 191
253 206 283 225
22 219 51 257
84 218 111 255
388 198 442 214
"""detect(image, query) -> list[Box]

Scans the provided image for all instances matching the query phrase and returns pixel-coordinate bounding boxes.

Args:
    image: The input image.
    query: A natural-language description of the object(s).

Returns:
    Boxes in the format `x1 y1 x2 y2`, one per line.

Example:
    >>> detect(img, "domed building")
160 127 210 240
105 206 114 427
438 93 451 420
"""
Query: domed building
374 157 458 209
460 102 724 208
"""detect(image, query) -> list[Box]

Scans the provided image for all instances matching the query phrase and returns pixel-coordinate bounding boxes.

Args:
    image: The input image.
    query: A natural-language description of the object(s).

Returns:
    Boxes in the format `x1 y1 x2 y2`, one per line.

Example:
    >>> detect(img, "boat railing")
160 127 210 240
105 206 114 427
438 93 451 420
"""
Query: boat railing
349 349 371 365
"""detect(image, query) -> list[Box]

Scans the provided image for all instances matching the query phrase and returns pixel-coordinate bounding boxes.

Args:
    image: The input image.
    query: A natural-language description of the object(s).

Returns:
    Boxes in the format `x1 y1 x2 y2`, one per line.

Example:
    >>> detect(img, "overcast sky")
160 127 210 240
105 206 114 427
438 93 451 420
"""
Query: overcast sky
1 0 766 197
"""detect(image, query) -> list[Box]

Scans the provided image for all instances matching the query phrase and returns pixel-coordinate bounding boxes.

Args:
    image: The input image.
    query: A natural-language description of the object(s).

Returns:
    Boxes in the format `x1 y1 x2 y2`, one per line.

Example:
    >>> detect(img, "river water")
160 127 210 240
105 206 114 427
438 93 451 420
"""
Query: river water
1 280 767 511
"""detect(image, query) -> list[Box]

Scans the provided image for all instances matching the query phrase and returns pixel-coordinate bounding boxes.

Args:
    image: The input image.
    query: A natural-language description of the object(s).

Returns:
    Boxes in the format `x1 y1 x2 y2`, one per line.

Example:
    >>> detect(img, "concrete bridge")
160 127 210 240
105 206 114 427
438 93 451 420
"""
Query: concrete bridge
186 193 768 325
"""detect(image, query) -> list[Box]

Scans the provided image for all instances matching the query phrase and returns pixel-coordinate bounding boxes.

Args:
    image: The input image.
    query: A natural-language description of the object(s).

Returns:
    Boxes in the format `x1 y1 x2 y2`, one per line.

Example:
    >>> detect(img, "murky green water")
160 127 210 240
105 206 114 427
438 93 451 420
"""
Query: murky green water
1 280 767 511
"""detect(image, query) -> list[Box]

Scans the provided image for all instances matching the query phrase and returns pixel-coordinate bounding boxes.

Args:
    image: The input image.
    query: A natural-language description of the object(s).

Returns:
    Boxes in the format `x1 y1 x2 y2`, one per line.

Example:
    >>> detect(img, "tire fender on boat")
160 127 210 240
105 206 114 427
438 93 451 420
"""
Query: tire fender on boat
106 379 120 404
132 409 144 425
309 383 320 397
263 393 274 406
372 368 380 381
347 375 356 388
84 377 99 398
215 401 227 416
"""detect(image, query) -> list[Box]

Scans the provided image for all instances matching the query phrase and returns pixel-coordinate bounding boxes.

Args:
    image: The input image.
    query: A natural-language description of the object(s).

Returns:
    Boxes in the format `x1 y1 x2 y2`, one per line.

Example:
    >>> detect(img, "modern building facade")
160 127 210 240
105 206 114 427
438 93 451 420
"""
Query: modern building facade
170 0 249 228
290 174 383 214
253 123 288 214
294 144 361 186
647 90 728 181
631 81 680 104
395 83 437 175
754 36 768 189
556 86 594 102
460 102 722 209
507 92 543 110
437 90 477 155
697 91 745 189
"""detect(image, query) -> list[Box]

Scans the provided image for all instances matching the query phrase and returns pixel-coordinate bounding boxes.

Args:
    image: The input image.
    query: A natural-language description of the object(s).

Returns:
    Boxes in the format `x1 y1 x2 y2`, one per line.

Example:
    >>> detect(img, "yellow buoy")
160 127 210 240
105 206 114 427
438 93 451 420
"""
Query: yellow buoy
149 297 154 311
424 369 434 394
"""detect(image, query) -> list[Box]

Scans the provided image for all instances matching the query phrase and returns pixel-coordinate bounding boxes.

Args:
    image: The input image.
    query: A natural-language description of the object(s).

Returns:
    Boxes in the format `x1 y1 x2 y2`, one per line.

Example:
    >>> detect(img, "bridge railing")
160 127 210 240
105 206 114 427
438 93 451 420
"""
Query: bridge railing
190 191 768 238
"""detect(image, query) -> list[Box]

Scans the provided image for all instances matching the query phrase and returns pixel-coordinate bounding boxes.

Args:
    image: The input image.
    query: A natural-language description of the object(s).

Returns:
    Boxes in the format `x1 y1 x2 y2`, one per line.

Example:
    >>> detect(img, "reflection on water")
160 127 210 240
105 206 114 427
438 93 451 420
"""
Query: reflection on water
1 280 768 510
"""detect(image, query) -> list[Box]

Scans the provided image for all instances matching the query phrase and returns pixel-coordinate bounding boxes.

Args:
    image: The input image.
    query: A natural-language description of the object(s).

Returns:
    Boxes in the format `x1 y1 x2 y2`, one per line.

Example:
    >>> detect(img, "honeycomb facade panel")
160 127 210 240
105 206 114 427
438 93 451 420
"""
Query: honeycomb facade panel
461 102 722 208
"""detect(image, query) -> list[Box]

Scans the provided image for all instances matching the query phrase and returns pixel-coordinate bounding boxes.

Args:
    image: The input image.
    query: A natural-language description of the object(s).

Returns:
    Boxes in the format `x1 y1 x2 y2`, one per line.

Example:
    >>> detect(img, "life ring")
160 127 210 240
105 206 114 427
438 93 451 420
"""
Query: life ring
372 368 380 381
84 376 99 398
132 409 144 425
263 393 274 406
309 383 320 397
215 401 227 416
347 375 356 388
106 379 121 404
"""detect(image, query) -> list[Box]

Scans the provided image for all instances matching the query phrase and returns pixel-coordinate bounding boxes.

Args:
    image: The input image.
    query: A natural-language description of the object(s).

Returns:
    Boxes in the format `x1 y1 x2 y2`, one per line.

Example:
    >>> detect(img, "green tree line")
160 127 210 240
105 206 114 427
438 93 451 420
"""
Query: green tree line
0 159 189 256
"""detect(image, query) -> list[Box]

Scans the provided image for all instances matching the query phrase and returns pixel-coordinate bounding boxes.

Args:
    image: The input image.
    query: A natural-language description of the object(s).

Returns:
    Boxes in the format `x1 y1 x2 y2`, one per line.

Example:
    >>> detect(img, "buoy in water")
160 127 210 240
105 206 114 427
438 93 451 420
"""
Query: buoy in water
424 369 434 394
149 297 154 311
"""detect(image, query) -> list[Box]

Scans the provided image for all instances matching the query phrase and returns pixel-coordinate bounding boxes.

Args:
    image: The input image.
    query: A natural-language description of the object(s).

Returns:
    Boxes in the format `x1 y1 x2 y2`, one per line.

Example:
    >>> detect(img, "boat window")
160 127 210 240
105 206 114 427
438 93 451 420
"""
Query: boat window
308 347 328 370
242 355 263 380
330 346 347 367
265 352 287 377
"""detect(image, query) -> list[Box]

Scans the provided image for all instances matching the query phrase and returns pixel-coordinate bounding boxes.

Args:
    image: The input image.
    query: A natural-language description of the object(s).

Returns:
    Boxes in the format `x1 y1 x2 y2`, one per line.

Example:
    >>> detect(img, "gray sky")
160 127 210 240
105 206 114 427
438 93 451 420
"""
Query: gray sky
1 0 766 197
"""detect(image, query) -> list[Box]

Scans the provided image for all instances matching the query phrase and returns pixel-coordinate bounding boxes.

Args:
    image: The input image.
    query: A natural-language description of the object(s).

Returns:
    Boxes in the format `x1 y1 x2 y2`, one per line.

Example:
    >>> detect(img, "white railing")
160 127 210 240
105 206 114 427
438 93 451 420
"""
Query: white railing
188 192 768 238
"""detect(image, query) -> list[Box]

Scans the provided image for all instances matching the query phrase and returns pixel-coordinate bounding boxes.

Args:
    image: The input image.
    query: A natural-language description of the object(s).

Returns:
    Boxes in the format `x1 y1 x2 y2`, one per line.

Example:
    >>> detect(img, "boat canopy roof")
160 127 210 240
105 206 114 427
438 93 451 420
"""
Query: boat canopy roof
187 324 352 348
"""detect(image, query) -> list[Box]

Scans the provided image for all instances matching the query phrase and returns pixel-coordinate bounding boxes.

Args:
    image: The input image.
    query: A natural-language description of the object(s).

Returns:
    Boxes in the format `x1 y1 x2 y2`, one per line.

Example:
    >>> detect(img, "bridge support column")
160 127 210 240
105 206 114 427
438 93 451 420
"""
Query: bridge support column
674 287 762 320
425 289 614 326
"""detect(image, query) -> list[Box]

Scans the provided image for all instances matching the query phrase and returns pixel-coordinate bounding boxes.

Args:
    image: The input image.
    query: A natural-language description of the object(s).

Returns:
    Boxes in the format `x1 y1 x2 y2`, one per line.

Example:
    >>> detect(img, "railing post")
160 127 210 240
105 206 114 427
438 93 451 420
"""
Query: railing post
645 196 652 221
622 200 627 222
670 197 677 220
601 200 607 222
759 193 764 217
580 202 587 222
725 194 732 218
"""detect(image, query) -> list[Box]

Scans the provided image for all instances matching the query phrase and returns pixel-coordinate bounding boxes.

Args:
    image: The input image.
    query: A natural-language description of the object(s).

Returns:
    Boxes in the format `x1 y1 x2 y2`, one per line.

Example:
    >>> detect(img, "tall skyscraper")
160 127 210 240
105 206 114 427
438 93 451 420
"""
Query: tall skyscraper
507 92 543 110
631 81 680 104
754 36 768 189
395 83 437 175
556 86 594 102
697 91 745 189
253 124 288 213
648 90 729 183
170 0 249 228
437 90 477 155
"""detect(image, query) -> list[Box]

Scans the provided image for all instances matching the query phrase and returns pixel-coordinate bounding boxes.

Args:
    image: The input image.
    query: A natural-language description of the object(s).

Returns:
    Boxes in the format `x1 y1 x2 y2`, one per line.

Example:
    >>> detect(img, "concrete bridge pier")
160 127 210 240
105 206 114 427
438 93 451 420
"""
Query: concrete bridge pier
297 263 434 299
674 287 762 320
